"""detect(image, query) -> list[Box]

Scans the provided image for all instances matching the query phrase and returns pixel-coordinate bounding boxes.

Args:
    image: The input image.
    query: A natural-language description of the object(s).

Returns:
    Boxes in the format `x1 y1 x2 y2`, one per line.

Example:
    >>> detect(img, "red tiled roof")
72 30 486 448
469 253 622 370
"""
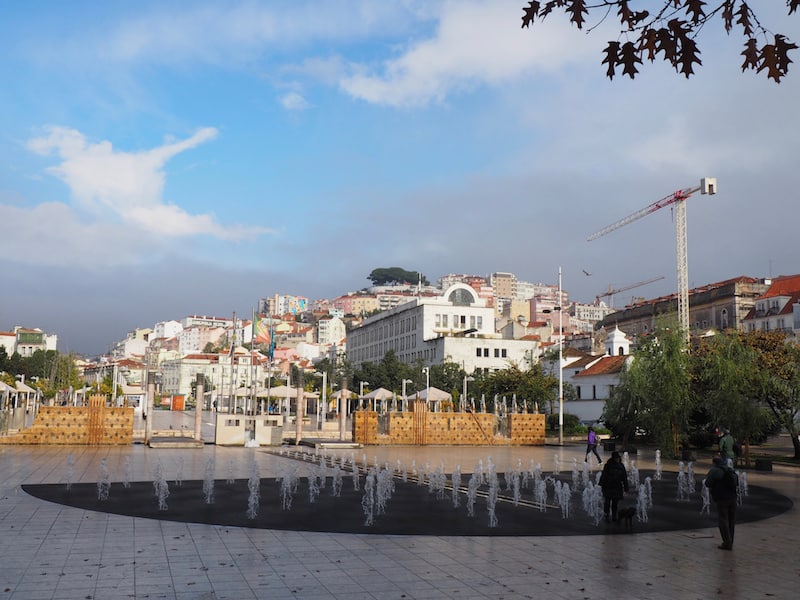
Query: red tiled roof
761 274 800 298
575 355 628 377
564 355 600 369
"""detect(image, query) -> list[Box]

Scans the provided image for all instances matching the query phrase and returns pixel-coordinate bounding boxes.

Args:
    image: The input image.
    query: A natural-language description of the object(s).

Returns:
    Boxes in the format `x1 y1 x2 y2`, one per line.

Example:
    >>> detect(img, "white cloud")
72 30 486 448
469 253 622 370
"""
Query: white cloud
26 126 269 241
280 92 311 111
41 2 430 68
339 0 596 107
0 201 144 267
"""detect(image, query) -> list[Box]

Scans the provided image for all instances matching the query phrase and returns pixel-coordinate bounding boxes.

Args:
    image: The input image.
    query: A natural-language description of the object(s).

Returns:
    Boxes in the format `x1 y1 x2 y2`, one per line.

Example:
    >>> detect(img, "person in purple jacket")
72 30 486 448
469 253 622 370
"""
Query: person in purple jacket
585 426 603 465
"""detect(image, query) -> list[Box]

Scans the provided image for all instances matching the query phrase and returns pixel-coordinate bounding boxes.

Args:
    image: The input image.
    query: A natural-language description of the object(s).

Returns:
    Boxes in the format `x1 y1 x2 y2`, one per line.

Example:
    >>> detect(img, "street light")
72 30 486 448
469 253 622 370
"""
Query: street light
401 379 413 411
556 266 564 445
462 376 475 412
315 371 327 430
422 367 430 411
542 267 565 445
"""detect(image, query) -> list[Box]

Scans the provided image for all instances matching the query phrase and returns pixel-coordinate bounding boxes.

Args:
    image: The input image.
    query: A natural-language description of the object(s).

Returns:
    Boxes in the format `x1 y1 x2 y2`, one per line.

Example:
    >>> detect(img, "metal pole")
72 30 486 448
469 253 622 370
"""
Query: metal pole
558 266 564 446
194 372 203 442
295 372 303 445
339 377 347 441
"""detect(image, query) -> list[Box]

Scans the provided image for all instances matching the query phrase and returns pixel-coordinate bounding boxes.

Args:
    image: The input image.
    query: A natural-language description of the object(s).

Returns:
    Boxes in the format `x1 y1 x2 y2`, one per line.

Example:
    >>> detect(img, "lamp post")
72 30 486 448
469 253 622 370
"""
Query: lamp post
401 379 413 411
542 268 565 445
315 371 327 430
422 367 430 411
557 266 564 446
462 376 475 412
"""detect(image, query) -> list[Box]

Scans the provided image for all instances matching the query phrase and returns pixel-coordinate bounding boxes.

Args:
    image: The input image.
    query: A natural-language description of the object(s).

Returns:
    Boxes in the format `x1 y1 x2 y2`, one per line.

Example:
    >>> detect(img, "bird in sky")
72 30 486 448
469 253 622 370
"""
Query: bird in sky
582 269 592 276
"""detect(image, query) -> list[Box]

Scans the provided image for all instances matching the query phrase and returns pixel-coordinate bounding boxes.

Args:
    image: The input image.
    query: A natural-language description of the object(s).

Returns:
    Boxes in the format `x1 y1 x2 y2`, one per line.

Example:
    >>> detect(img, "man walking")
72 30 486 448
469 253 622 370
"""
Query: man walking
585 426 602 465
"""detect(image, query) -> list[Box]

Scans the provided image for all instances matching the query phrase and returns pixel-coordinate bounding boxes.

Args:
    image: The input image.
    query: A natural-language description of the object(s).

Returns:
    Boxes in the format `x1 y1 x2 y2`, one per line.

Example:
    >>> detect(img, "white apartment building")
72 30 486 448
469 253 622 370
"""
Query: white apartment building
10 327 58 357
571 301 615 323
742 274 800 335
347 284 540 374
178 326 226 355
161 351 267 400
317 316 346 346
152 320 183 340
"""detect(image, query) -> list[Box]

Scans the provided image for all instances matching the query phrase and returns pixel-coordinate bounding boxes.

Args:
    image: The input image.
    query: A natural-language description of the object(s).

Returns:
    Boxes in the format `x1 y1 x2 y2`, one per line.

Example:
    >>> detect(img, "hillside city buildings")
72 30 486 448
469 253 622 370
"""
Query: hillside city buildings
4 271 800 420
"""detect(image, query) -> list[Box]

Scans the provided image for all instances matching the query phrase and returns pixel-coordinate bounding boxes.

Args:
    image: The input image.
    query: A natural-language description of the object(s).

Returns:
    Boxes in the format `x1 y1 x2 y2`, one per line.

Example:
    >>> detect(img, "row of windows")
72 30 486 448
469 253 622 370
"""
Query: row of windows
575 384 615 400
475 347 508 358
746 319 789 332
434 314 483 329
352 334 419 363
349 314 418 347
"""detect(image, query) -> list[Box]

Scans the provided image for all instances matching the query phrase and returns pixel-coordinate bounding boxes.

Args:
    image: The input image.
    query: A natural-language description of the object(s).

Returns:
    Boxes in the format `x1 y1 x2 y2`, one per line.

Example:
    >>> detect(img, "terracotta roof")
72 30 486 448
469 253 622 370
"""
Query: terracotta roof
761 274 800 298
564 355 600 369
574 355 628 377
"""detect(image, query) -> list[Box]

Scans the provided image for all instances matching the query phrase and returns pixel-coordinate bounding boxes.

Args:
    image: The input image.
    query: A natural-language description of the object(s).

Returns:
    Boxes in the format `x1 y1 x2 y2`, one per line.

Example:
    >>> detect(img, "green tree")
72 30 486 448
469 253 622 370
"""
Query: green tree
474 363 558 413
604 327 692 455
741 330 800 459
692 331 775 464
521 1 798 83
367 267 429 286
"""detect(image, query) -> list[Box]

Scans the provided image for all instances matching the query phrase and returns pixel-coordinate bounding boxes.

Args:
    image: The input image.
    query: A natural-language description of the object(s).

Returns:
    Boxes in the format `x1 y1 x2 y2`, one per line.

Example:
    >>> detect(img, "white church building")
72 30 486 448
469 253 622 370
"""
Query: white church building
562 326 633 424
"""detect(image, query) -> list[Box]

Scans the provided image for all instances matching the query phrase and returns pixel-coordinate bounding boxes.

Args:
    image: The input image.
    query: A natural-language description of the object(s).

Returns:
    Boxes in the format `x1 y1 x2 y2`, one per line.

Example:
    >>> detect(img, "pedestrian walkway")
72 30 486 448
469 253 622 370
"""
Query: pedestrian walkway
0 442 797 600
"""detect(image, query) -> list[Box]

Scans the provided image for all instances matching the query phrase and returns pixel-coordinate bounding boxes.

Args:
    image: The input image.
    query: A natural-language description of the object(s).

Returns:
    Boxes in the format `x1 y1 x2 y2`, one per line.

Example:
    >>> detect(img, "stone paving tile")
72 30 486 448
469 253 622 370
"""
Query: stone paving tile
1 444 798 600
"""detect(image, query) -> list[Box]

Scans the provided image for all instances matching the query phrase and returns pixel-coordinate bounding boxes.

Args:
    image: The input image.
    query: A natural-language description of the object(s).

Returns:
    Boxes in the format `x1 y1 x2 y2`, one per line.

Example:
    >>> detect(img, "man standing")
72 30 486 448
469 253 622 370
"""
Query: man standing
719 428 736 468
704 455 738 550
599 451 628 522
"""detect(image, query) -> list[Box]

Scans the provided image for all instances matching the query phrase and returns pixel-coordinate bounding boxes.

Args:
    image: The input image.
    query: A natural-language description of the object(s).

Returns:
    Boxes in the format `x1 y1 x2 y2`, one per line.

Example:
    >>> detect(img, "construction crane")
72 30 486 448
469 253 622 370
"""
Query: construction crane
595 275 666 307
588 178 717 340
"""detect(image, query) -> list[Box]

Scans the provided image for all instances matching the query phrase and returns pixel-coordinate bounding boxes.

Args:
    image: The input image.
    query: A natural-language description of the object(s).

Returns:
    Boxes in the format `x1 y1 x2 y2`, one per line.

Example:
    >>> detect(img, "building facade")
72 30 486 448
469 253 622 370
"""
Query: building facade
347 284 539 374
598 276 770 340
742 274 800 335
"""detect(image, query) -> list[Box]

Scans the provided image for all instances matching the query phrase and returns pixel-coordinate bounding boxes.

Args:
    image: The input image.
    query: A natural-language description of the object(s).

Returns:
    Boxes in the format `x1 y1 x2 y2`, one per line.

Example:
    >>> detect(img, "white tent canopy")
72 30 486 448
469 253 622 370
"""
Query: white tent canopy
363 387 393 400
412 387 452 402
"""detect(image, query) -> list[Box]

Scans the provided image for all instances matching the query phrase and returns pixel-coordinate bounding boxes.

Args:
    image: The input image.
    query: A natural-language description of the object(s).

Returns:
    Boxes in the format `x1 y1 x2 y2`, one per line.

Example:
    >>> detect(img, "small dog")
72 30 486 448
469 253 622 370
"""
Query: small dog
617 506 636 530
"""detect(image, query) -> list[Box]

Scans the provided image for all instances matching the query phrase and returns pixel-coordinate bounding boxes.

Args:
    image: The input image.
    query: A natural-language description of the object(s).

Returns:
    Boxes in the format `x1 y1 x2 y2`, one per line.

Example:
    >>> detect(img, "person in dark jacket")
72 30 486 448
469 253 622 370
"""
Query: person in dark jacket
599 451 629 522
705 455 738 550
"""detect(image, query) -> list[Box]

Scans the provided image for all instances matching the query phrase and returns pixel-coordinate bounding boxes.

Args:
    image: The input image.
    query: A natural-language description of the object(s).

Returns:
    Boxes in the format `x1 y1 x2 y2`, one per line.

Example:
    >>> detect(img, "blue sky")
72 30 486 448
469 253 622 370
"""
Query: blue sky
1 1 798 355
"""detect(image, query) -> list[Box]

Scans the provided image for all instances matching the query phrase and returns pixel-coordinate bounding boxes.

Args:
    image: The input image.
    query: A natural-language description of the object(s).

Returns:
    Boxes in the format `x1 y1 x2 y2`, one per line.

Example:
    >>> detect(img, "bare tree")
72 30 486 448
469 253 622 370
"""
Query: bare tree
521 1 798 82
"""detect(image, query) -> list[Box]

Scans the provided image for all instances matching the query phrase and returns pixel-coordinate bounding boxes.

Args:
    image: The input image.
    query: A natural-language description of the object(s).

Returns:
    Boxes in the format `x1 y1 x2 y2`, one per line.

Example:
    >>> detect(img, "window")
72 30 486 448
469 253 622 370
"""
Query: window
484 348 489 357
435 314 441 327
576 386 582 399
442 314 448 328
470 316 476 329
494 348 499 357
501 349 507 358
476 348 482 357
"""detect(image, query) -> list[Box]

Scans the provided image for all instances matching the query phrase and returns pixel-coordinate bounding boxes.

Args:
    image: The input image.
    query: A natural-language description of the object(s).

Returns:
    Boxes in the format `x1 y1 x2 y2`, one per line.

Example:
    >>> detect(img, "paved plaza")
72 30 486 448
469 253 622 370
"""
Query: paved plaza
1 440 798 600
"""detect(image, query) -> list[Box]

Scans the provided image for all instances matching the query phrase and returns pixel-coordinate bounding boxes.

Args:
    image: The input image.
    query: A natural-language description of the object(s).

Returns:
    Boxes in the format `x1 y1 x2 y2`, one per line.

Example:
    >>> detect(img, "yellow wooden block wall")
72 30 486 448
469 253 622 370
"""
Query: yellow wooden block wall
353 411 545 446
0 395 134 445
